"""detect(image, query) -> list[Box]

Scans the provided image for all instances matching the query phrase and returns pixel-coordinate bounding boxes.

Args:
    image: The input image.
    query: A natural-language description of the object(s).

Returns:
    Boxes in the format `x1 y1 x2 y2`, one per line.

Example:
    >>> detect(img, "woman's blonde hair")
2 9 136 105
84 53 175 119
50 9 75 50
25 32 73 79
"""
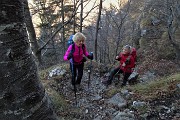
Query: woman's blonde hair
73 32 86 43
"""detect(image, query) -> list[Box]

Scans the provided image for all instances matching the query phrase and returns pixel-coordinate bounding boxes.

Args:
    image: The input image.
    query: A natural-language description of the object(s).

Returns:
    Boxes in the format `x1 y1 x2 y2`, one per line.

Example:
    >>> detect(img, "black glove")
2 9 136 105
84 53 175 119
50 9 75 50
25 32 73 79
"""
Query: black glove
87 52 93 60
82 57 87 62
125 57 130 64
67 52 73 60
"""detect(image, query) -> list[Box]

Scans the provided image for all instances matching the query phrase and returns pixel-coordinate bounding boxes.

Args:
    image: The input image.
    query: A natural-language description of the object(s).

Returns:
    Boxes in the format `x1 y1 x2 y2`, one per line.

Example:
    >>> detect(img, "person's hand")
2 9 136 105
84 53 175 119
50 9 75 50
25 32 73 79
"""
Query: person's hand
87 52 93 60
115 56 119 59
125 58 130 64
122 62 126 67
67 52 73 60
115 56 121 61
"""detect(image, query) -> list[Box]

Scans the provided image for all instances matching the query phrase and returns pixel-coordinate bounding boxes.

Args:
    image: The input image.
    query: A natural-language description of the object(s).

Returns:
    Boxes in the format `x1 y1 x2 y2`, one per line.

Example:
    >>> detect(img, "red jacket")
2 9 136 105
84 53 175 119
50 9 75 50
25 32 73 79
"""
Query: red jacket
118 52 135 73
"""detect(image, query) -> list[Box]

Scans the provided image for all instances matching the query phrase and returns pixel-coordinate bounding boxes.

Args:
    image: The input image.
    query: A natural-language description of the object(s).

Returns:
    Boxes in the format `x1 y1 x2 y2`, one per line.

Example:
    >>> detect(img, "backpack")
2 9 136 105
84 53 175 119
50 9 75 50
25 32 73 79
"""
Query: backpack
130 47 137 62
122 46 137 68
67 34 85 53
67 35 74 47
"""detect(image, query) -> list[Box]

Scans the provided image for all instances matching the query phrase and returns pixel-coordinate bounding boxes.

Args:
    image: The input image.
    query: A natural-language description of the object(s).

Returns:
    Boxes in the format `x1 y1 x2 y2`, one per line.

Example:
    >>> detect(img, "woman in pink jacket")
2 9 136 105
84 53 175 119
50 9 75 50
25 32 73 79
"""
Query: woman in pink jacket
64 32 93 90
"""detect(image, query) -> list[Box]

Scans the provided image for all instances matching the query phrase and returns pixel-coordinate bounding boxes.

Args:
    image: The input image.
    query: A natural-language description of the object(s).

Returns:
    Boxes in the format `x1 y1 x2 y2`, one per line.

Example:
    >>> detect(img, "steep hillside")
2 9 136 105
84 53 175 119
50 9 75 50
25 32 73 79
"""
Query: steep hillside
130 0 180 76
39 63 180 120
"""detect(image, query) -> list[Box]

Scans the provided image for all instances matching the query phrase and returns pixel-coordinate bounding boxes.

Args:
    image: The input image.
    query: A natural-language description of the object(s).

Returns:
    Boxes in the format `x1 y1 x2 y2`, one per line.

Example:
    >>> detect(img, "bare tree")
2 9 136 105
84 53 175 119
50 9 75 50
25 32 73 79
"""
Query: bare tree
79 0 99 32
167 0 180 60
24 0 42 64
108 0 131 57
0 0 58 119
80 0 84 32
73 0 76 34
94 0 103 61
61 0 65 53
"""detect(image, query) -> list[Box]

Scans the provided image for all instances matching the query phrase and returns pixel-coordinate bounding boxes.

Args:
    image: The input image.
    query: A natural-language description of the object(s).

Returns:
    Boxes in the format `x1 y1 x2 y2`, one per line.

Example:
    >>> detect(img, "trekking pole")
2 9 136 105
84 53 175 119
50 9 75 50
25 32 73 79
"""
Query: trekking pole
88 52 93 89
88 59 92 89
113 67 121 85
70 57 77 106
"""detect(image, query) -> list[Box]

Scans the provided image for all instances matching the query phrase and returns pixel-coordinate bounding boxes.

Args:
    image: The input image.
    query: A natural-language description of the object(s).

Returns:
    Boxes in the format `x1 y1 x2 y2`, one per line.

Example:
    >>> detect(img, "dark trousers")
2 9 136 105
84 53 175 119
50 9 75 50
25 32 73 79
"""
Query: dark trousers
108 67 131 85
70 62 84 85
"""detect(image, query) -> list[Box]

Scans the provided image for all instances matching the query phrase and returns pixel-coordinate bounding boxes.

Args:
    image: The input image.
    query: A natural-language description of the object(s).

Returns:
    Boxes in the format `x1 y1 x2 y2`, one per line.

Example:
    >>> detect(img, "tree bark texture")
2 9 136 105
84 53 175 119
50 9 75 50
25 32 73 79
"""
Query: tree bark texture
23 0 42 64
0 0 57 120
61 0 65 53
94 0 102 61
80 0 83 32
167 0 180 60
73 0 76 34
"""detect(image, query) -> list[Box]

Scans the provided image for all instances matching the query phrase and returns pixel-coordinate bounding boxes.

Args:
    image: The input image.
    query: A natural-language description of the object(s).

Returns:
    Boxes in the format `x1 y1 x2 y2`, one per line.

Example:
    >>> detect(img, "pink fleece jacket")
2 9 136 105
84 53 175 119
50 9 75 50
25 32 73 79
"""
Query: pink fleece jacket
64 44 89 63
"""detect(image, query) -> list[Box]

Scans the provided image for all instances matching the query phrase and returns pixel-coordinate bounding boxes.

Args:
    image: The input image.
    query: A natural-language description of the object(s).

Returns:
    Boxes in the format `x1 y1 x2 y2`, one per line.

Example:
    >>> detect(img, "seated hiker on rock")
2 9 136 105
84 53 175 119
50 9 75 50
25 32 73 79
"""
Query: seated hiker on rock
102 45 135 87
64 32 93 90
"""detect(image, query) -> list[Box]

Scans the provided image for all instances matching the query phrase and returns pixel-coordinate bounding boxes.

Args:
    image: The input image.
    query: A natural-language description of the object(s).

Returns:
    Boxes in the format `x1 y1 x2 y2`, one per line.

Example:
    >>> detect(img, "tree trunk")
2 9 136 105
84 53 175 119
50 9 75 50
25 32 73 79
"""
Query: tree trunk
23 0 42 65
61 0 65 53
80 0 83 32
94 0 103 61
99 47 102 63
167 0 180 60
0 1 57 120
73 0 76 34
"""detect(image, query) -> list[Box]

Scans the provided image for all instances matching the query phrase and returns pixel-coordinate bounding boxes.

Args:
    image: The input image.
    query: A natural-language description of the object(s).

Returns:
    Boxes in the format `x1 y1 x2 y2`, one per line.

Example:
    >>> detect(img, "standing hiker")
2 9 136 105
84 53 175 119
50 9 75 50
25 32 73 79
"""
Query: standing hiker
102 45 135 87
64 32 93 90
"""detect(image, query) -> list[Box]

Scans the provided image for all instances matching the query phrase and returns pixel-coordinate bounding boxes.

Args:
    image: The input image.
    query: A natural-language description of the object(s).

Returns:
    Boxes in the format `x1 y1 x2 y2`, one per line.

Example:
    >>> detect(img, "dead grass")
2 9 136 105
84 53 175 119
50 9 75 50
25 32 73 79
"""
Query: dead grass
39 64 70 111
106 87 121 97
42 80 69 111
129 73 180 101
106 73 180 101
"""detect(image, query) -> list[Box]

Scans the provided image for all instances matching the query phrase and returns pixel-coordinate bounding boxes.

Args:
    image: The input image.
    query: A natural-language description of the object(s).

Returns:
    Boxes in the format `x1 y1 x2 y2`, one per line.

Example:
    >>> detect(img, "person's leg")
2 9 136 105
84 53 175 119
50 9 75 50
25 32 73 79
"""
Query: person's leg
115 69 123 85
76 63 84 85
103 67 120 85
121 72 131 86
70 62 77 85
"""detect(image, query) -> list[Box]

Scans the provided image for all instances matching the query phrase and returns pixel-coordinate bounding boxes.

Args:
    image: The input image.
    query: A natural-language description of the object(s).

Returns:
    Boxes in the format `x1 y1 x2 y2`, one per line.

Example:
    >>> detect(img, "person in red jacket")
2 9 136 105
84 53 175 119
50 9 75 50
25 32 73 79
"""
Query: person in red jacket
102 45 135 87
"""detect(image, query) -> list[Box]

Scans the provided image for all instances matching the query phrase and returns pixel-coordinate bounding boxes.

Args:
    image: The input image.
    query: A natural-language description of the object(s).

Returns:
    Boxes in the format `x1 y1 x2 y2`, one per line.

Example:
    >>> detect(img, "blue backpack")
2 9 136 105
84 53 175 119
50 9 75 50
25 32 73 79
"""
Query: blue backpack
67 35 74 47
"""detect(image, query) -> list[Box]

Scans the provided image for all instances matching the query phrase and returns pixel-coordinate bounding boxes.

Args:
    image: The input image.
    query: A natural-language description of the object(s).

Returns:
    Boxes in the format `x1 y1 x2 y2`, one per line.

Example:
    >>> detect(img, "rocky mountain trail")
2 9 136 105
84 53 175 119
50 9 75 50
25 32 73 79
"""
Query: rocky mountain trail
48 68 135 119
45 65 180 120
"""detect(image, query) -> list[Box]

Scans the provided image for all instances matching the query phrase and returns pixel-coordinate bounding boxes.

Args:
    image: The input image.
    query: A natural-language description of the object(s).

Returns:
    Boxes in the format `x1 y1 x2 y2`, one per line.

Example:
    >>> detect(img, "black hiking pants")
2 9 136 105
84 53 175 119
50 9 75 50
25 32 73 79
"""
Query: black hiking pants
108 66 131 85
70 62 84 85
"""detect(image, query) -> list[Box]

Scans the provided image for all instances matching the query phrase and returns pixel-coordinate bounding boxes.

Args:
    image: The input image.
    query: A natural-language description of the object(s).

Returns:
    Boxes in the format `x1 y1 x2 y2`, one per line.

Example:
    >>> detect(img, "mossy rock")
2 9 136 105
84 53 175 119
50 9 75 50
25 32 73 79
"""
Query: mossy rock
161 31 168 40
140 18 152 28
139 38 148 48
174 29 180 40
158 45 176 60
158 32 176 59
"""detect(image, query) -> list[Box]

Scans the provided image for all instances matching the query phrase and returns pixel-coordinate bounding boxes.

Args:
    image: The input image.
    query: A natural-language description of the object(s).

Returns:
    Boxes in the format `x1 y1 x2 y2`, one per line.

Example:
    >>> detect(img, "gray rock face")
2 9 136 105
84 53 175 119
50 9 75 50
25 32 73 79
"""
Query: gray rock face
91 94 102 101
141 29 147 36
112 111 135 120
49 67 66 78
140 71 156 83
177 84 180 90
151 16 161 26
132 101 146 108
107 93 127 108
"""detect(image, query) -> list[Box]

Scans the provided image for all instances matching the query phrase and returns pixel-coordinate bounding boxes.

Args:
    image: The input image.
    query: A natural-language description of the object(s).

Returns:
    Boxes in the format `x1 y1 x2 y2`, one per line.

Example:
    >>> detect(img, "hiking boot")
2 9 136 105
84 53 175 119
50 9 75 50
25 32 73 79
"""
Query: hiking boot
121 83 126 87
70 84 76 91
102 79 112 86
76 84 83 91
